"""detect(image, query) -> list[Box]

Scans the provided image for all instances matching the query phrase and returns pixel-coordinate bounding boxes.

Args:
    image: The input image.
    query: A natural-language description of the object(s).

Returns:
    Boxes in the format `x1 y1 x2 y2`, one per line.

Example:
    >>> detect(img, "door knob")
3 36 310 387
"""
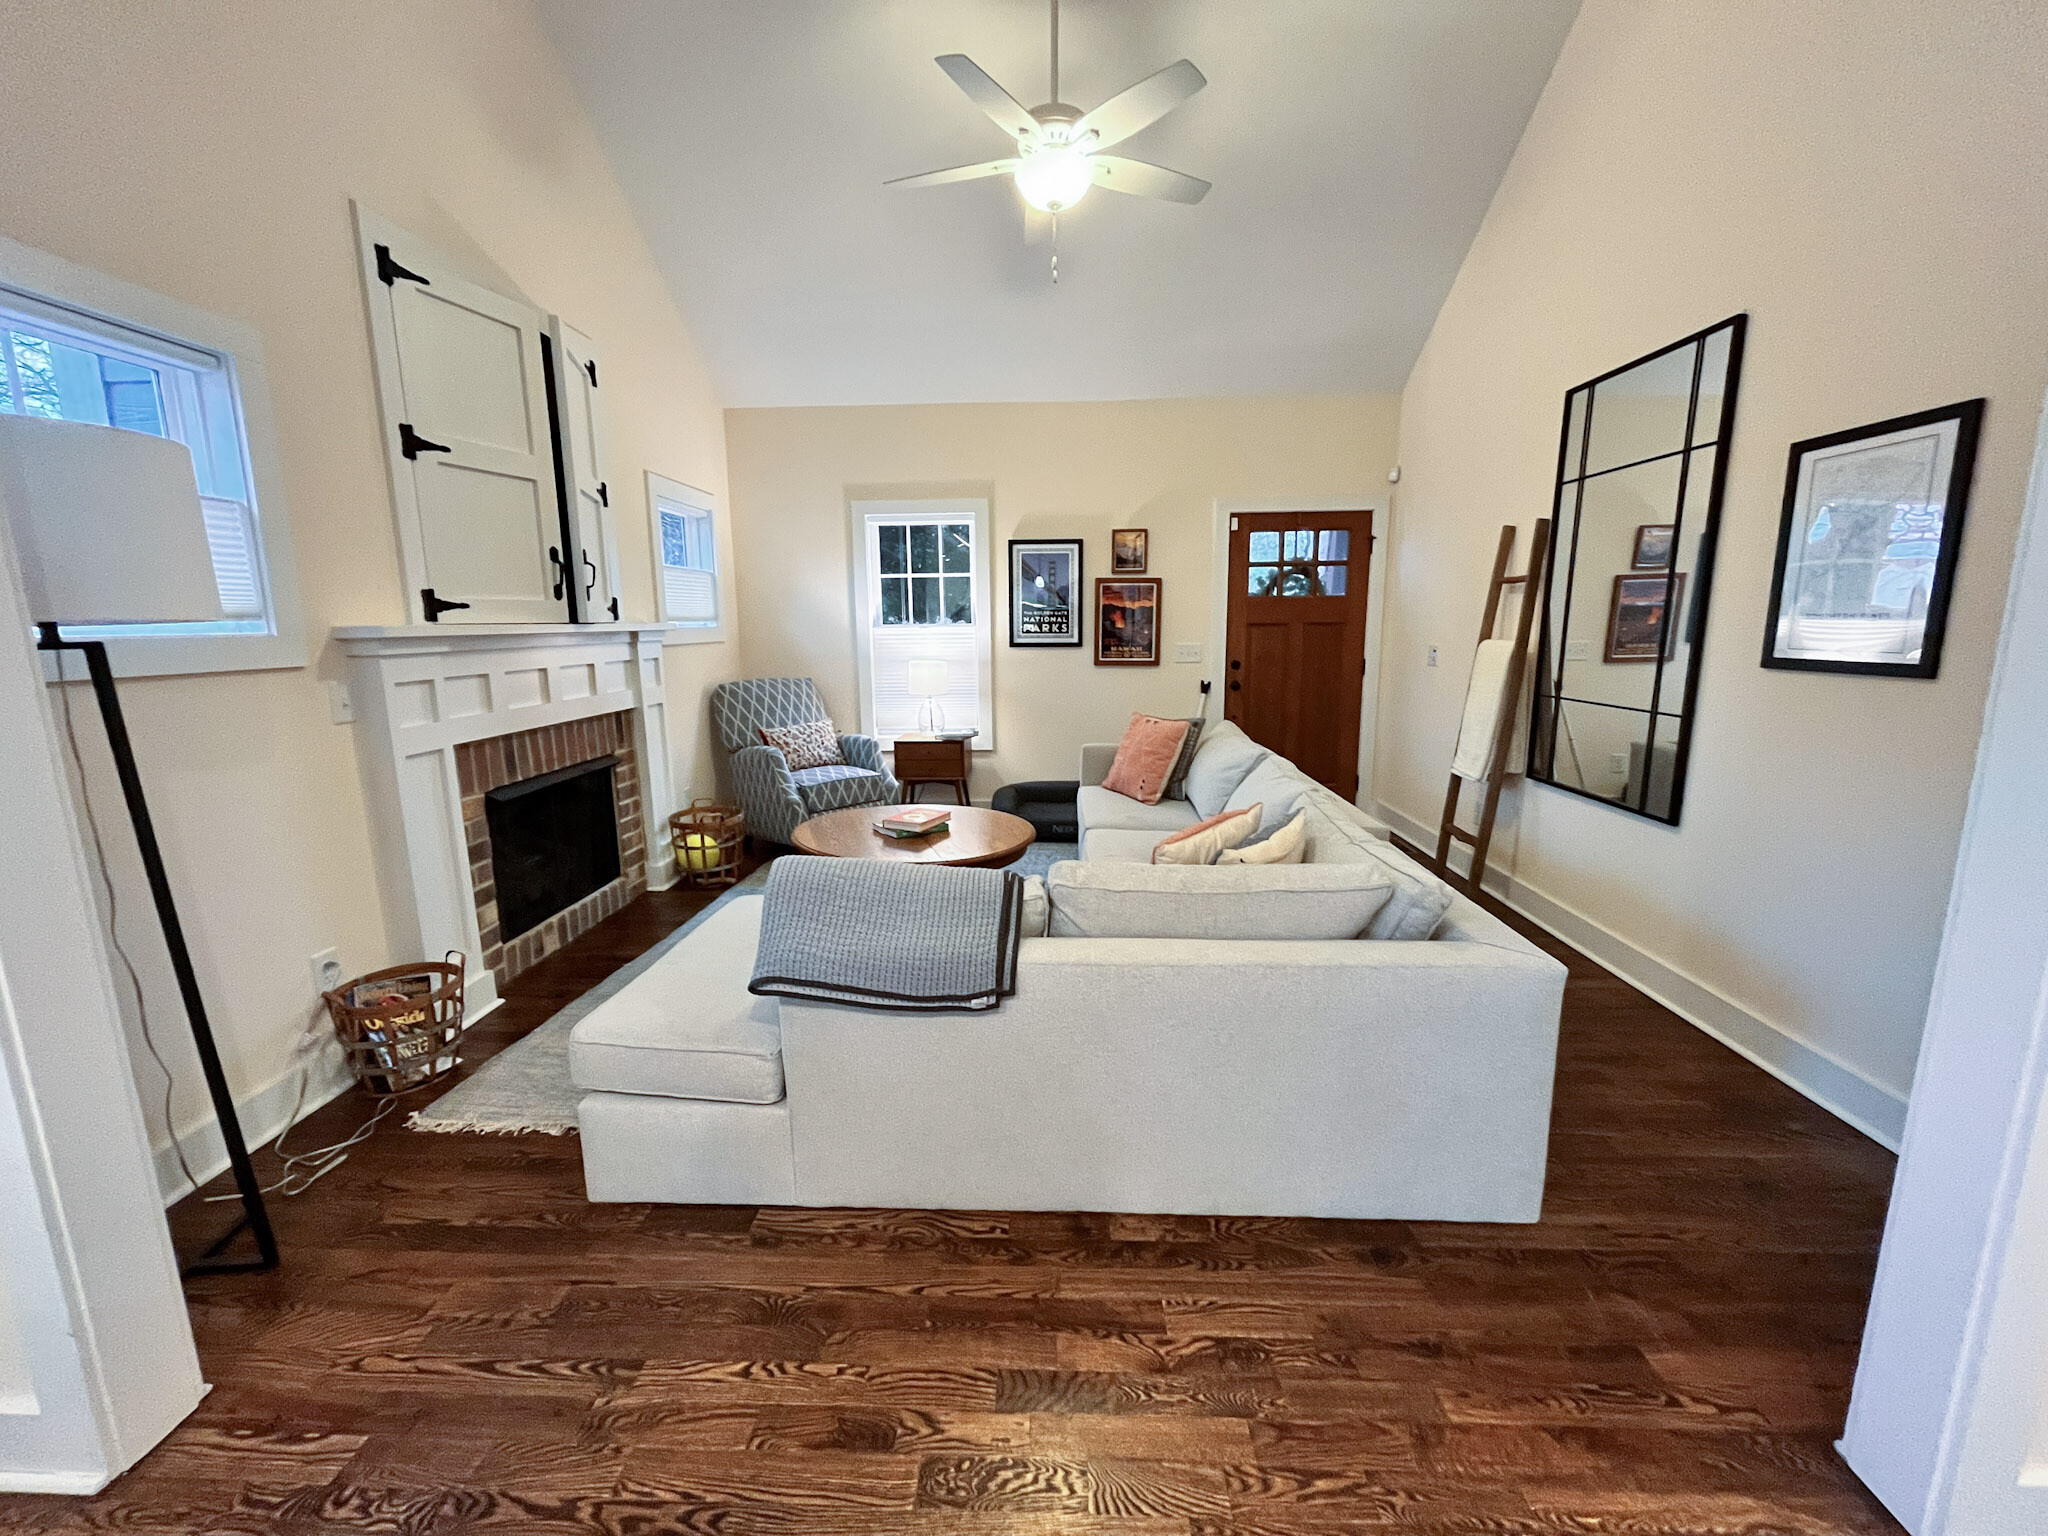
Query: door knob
1230 681 1241 691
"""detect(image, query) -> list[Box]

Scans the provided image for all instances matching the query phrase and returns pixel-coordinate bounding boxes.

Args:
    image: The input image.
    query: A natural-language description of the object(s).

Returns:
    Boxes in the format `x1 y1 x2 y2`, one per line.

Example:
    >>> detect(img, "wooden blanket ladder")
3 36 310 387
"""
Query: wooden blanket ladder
1434 518 1551 892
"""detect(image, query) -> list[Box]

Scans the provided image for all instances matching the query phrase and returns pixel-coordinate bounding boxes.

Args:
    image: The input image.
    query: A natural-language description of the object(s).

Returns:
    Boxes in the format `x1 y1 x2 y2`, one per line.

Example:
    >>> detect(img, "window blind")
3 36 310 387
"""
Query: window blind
868 624 983 739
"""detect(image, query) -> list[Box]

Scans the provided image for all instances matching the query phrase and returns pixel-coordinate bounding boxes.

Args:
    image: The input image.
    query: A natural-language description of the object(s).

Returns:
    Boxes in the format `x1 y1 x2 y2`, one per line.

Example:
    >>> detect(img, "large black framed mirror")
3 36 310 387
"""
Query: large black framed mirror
1529 314 1747 825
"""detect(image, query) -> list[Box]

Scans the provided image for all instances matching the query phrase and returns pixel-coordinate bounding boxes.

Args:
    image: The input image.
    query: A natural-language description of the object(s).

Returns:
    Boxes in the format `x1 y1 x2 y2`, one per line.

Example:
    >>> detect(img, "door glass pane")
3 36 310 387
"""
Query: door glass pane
1278 566 1317 597
878 524 907 575
1248 530 1279 562
1318 529 1350 561
911 574 940 623
942 524 971 573
1284 529 1316 560
910 524 939 574
1249 565 1279 595
942 575 971 623
880 575 907 623
1319 564 1348 596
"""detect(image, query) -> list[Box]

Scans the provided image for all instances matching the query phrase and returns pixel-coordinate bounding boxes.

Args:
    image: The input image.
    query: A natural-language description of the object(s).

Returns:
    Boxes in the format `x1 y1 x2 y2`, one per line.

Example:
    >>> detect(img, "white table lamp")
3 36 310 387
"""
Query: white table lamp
0 414 223 625
906 656 948 732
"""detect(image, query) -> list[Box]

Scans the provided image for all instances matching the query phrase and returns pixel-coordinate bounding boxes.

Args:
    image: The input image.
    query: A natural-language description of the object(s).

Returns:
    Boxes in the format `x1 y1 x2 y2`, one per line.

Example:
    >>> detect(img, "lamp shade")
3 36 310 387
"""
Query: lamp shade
906 657 948 697
0 415 224 625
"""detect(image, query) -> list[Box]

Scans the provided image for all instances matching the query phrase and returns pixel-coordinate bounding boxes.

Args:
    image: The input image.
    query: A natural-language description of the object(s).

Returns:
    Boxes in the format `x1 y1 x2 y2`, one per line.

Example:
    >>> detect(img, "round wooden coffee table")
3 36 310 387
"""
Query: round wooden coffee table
790 805 1036 869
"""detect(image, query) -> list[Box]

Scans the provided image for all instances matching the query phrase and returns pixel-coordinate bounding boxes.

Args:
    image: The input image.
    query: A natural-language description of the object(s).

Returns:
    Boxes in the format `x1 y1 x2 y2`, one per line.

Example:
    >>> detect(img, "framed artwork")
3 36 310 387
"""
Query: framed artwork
1605 573 1687 663
1110 527 1148 573
1632 523 1675 569
1094 577 1161 665
1006 538 1083 647
1761 398 1984 678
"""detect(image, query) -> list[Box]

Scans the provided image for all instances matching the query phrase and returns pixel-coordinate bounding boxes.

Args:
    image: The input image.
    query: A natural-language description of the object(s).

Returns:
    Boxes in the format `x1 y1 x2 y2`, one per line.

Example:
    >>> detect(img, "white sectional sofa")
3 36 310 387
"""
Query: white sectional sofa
572 720 1568 1221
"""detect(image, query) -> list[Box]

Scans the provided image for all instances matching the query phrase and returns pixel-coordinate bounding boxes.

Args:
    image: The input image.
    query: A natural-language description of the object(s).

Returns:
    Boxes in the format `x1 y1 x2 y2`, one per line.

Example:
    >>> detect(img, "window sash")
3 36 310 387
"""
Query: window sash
856 507 990 744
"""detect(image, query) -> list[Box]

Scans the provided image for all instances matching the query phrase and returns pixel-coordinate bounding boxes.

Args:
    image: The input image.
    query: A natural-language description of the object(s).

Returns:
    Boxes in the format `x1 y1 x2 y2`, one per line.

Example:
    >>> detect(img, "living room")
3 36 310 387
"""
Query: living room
2 2 2046 1532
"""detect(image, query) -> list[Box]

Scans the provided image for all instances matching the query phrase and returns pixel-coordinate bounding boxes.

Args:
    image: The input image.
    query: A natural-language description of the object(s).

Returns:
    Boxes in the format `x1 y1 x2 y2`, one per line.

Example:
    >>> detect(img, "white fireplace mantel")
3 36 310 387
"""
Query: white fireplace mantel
336 622 679 1018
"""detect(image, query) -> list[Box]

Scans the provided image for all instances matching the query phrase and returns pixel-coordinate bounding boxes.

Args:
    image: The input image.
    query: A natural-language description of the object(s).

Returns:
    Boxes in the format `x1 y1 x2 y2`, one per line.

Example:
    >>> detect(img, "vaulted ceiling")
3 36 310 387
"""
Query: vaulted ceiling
535 1 1580 407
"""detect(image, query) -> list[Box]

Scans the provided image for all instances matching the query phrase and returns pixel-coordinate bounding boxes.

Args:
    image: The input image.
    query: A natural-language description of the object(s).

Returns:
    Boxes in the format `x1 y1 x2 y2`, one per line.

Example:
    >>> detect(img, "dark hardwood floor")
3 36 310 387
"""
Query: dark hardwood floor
2 871 1907 1534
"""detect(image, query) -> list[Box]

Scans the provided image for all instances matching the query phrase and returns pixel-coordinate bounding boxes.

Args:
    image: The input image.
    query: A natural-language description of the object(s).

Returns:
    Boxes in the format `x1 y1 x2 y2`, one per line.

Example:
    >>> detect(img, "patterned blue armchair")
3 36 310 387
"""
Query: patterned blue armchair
710 677 899 844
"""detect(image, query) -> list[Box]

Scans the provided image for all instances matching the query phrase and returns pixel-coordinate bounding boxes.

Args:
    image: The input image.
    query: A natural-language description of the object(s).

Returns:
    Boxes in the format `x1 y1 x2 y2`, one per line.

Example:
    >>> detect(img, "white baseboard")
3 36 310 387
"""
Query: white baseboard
1374 800 1908 1150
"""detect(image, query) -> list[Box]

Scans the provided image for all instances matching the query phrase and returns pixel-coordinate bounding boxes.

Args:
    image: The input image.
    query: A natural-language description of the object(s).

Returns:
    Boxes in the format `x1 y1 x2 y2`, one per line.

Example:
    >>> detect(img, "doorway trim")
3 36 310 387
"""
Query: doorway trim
1211 496 1389 807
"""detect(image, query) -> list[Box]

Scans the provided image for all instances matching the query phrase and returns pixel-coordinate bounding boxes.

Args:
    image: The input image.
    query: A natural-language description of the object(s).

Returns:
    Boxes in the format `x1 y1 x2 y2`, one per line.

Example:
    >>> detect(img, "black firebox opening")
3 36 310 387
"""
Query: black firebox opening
485 755 621 941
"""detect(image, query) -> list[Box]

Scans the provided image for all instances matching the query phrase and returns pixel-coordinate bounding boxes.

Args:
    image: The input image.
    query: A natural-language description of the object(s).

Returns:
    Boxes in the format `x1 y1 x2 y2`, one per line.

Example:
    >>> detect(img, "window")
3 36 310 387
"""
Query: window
2 292 264 634
851 497 994 746
1247 527 1352 597
647 472 727 643
0 233 303 675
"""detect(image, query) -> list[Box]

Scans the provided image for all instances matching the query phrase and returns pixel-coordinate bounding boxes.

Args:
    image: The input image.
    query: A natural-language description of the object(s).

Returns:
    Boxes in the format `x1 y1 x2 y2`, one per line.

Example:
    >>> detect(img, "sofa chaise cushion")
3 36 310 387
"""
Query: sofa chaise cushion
1046 860 1392 941
1081 827 1173 864
569 896 785 1103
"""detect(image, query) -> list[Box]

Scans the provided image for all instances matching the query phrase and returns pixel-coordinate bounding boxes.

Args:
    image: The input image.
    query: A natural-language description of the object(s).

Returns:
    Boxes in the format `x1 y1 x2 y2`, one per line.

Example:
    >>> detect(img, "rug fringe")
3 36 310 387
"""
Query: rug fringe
406 1110 578 1136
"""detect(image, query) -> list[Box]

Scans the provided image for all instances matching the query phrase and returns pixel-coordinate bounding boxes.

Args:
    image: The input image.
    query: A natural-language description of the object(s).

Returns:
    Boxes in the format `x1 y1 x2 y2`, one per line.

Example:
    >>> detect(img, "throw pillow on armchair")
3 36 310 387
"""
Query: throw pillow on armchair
760 719 845 770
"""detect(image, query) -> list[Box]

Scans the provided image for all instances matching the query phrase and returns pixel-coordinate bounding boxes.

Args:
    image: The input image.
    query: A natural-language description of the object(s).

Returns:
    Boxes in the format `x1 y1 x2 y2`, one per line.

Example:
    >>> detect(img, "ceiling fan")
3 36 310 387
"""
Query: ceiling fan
887 0 1211 217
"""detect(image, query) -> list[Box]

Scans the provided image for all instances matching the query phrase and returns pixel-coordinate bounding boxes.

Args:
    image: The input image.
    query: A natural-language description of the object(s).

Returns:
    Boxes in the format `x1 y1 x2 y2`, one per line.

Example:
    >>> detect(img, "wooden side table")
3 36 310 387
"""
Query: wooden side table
892 735 971 804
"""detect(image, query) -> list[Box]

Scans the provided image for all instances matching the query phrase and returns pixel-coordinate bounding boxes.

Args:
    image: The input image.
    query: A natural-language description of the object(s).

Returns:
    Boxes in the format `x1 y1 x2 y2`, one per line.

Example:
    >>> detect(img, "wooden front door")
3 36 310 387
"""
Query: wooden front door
1225 510 1374 798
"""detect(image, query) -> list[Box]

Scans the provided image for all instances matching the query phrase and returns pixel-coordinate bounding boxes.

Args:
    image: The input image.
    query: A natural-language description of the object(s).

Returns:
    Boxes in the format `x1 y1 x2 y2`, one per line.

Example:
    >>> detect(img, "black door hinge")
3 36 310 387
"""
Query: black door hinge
608 597 620 622
375 243 431 287
421 588 470 621
584 358 598 388
400 423 451 460
597 481 609 507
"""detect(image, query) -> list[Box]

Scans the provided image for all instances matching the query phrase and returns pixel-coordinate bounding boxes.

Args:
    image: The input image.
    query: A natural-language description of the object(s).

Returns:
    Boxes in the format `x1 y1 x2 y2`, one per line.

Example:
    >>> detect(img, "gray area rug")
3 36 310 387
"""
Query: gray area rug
408 841 1077 1136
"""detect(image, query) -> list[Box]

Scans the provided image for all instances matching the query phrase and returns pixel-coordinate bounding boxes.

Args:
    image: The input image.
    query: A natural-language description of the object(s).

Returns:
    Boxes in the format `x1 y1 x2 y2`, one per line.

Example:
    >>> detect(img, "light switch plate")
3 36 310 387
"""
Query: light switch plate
1566 640 1592 661
327 680 355 724
1173 642 1202 664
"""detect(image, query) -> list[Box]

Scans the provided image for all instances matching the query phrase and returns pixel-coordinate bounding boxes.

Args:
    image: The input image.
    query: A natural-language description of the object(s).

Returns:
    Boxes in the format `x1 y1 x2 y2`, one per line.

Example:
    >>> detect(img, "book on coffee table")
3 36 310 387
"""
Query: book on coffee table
877 807 952 837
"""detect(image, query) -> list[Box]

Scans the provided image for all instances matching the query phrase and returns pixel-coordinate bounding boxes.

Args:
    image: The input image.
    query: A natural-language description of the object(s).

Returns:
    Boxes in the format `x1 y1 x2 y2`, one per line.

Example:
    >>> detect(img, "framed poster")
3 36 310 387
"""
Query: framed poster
1110 527 1148 573
1095 577 1161 665
1632 523 1675 569
1761 399 1984 677
1007 538 1083 647
1605 573 1687 662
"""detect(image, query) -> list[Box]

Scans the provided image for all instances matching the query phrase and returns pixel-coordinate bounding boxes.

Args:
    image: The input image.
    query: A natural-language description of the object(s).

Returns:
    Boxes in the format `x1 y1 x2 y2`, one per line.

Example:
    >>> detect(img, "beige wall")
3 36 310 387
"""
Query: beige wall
1379 0 2048 1121
725 396 1399 798
0 0 734 1178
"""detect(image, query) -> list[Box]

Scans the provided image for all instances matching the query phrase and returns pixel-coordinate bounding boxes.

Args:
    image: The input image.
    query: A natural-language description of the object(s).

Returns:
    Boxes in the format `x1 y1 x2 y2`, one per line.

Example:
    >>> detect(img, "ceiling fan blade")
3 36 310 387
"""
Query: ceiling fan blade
886 158 1019 190
1090 155 1211 204
1074 58 1206 150
934 54 1041 143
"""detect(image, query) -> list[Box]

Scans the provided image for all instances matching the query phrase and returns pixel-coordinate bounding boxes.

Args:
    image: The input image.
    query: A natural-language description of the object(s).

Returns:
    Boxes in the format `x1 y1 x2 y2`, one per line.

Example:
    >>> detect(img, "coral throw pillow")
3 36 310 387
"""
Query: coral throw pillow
1102 714 1193 805
760 719 844 770
1153 803 1263 865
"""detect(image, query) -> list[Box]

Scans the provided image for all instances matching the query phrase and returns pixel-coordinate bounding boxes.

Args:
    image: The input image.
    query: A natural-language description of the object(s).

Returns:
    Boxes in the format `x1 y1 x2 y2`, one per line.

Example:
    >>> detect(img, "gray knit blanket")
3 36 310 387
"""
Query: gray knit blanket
749 856 1023 1012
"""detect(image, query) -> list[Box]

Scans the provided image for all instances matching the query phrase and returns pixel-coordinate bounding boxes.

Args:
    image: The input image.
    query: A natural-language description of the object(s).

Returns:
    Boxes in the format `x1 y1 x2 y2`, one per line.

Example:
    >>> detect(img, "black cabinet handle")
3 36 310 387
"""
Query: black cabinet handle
582 552 598 600
548 546 565 600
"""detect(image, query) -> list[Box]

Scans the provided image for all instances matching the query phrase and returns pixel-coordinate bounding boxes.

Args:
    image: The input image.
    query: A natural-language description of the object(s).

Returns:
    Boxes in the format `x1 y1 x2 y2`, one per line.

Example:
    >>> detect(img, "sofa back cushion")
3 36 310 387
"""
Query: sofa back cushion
1046 860 1392 941
1296 793 1454 940
1101 714 1193 805
1223 756 1321 835
1182 719 1271 817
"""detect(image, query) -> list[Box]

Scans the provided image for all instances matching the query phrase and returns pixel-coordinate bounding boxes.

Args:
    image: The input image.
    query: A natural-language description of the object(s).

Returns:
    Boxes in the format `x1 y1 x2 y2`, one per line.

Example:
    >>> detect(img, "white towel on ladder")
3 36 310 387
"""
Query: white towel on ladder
1451 637 1528 782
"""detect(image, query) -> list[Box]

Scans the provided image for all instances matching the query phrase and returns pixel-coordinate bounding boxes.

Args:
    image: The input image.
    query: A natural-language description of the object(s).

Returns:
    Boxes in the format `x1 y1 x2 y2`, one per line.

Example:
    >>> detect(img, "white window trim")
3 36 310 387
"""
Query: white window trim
647 471 731 646
848 495 996 752
0 233 306 679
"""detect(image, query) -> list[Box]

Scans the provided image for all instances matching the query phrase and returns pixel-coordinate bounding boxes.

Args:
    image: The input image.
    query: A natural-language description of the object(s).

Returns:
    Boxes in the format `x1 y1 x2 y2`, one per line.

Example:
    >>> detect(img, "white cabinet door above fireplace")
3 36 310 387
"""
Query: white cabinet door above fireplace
356 208 570 625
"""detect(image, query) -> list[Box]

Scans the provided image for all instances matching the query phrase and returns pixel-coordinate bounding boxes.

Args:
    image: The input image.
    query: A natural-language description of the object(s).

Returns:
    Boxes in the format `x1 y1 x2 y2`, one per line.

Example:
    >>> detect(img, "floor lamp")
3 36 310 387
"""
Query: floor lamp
0 415 277 1275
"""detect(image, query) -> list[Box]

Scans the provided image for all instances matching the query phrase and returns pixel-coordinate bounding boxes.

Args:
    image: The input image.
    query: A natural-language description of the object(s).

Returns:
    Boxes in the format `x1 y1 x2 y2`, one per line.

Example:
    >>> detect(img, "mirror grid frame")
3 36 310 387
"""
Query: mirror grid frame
1528 312 1749 826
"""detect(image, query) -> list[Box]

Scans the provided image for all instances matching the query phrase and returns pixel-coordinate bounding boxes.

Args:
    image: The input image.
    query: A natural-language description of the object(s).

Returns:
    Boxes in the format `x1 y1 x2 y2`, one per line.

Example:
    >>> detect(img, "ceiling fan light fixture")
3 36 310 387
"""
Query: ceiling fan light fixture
1014 142 1094 212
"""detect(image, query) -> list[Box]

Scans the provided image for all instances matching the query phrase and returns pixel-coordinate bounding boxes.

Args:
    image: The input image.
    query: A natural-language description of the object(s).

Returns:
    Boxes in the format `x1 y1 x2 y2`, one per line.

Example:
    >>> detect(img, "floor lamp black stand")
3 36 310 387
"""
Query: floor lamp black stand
37 623 278 1275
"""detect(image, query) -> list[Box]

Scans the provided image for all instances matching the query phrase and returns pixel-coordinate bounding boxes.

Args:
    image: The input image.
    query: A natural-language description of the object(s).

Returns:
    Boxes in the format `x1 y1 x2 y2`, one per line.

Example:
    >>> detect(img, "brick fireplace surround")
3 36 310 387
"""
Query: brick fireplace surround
457 712 644 988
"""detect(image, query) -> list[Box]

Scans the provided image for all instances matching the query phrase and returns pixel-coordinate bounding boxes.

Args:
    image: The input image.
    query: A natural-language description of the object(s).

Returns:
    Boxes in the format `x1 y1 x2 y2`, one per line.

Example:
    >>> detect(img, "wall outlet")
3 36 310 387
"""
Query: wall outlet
1173 642 1203 664
1566 639 1592 662
1427 646 1439 667
327 681 355 724
310 947 344 995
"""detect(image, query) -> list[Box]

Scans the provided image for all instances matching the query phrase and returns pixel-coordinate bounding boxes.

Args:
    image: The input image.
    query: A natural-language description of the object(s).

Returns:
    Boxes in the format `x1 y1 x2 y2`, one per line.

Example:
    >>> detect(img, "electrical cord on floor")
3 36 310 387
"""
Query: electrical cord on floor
56 666 202 1195
58 661 394 1203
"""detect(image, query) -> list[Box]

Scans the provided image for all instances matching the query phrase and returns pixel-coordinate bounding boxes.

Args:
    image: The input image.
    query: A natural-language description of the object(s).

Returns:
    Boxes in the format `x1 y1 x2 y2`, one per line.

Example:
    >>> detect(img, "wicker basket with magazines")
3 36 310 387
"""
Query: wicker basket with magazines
322 953 467 1096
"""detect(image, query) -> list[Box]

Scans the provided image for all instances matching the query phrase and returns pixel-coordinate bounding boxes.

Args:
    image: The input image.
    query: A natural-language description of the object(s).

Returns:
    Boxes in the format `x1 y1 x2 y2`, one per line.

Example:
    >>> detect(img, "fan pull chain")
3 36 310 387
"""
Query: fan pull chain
1051 211 1060 285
